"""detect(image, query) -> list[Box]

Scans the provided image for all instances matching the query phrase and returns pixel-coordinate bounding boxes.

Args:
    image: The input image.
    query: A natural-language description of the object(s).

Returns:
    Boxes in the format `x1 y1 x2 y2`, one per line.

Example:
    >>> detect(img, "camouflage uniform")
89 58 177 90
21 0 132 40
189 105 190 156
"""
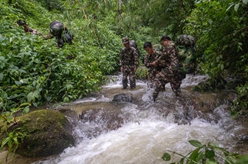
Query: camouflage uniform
120 46 139 89
153 41 182 100
44 21 73 48
177 45 196 75
144 50 162 88
17 20 43 36
176 34 196 75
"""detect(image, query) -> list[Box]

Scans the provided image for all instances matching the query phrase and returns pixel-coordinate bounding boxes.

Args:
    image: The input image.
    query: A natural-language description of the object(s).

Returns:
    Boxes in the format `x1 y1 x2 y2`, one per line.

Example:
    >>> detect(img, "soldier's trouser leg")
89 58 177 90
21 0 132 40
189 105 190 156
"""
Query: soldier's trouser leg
153 72 167 101
170 76 182 96
122 71 129 89
129 70 136 89
147 71 156 89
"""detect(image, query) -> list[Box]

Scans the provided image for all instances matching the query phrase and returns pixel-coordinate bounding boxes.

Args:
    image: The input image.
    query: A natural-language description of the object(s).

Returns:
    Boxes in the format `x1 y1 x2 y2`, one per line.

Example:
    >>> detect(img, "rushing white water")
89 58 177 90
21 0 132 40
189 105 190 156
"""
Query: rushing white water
33 74 243 164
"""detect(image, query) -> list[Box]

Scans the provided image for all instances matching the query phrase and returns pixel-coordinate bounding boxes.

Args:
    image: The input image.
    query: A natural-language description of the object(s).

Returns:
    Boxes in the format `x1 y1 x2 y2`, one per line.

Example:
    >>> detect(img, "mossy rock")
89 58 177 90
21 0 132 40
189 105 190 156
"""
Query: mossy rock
0 109 75 158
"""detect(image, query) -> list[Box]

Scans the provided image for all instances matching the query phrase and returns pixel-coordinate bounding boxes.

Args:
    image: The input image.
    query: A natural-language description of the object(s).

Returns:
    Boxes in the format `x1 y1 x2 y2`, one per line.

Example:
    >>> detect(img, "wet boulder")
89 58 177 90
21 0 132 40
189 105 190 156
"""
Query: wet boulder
80 108 124 133
0 109 75 158
112 93 133 103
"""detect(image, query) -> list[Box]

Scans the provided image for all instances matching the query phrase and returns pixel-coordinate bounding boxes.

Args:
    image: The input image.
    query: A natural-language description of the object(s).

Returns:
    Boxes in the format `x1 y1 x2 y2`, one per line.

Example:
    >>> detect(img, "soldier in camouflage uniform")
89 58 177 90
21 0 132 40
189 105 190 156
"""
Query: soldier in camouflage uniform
150 35 182 101
120 37 139 89
143 42 164 89
17 20 43 36
44 21 73 48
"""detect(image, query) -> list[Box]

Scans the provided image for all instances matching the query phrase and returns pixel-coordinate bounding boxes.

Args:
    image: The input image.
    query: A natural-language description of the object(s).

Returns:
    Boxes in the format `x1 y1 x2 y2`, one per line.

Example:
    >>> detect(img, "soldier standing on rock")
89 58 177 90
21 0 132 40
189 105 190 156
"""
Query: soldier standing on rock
120 37 139 89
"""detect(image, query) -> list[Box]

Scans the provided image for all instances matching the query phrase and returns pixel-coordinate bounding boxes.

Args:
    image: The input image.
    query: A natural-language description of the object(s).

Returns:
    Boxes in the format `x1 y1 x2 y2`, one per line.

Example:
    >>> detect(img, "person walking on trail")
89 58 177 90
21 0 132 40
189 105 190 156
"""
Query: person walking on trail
120 37 139 89
43 21 73 48
150 35 182 101
17 20 43 36
143 42 164 89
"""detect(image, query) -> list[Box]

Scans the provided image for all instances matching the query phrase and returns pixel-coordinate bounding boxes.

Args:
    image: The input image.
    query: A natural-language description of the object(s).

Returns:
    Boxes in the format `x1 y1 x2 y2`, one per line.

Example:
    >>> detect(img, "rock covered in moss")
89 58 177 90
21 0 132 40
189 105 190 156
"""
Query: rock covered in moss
0 109 75 158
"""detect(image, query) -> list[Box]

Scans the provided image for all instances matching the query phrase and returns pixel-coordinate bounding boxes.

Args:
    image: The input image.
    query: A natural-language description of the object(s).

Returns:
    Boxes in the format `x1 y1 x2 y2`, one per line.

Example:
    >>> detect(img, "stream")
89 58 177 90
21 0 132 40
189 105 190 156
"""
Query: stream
2 74 248 164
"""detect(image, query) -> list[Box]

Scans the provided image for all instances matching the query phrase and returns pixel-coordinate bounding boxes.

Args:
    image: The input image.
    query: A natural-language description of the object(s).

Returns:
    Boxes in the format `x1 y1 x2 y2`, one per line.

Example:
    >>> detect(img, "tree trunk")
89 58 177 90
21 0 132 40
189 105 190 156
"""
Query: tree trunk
118 0 122 22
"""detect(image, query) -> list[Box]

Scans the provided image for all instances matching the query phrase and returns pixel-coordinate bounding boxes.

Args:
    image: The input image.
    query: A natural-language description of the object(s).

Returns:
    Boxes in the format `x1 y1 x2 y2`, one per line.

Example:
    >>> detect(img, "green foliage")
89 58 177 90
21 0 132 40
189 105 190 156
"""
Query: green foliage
0 102 29 161
162 140 241 164
1 128 26 159
0 0 123 112
34 0 63 11
231 82 248 117
184 0 248 114
1 0 248 123
136 66 148 80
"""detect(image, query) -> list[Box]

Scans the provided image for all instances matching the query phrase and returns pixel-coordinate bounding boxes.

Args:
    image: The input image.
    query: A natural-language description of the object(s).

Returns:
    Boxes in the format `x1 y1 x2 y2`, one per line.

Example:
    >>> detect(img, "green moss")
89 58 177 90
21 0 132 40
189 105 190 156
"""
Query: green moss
0 109 74 158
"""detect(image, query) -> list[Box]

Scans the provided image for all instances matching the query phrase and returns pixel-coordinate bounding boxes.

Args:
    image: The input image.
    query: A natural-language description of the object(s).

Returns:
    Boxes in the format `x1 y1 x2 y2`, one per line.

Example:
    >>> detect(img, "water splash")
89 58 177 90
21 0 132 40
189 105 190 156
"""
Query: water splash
35 113 240 164
32 74 244 164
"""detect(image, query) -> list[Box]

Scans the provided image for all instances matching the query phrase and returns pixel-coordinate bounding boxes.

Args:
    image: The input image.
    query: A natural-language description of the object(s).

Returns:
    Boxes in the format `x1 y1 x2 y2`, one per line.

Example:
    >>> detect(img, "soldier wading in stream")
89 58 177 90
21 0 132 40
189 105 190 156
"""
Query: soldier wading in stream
143 42 164 89
120 37 139 89
149 35 183 101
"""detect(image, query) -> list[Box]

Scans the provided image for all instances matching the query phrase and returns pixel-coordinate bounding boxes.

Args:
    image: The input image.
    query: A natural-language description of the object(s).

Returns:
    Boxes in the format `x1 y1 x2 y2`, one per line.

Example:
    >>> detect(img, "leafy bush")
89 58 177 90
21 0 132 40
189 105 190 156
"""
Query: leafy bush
0 0 124 112
136 66 148 80
0 27 105 111
162 140 241 164
184 0 248 115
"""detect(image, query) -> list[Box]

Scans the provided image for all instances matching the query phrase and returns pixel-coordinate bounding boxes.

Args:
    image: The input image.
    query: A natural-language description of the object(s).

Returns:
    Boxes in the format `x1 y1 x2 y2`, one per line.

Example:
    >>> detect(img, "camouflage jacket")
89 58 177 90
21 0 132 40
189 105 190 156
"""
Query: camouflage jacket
154 41 179 75
144 50 162 72
120 47 139 68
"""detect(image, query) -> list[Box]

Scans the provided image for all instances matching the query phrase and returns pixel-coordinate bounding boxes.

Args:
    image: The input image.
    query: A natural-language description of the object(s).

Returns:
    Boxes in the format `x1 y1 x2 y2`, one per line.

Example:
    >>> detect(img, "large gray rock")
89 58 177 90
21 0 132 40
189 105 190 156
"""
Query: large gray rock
112 93 133 103
0 109 75 158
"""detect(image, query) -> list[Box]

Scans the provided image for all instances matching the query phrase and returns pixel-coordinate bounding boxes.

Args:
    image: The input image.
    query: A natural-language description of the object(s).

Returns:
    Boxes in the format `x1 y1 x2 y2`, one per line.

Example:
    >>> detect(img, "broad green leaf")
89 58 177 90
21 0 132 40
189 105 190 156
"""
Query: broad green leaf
0 73 3 81
236 154 248 164
1 137 10 147
27 92 35 102
13 137 18 145
188 147 201 161
179 158 184 164
189 140 203 147
162 152 171 161
206 149 215 159
33 90 40 98
196 152 204 162
243 0 248 4
234 3 240 12
23 106 30 114
20 103 30 107
0 34 4 42
15 81 22 86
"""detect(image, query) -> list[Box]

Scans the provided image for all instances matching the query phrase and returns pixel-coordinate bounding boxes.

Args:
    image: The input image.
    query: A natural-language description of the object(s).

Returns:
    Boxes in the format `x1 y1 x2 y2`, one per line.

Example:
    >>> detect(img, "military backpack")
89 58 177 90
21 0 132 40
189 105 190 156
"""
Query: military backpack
175 34 196 74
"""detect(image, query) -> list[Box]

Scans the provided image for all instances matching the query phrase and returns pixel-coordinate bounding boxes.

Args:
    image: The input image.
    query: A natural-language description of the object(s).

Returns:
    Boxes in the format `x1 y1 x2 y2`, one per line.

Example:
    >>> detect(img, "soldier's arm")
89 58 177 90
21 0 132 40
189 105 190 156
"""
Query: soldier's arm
133 49 139 68
43 33 54 40
120 49 124 72
168 47 179 71
151 52 165 66
144 55 149 67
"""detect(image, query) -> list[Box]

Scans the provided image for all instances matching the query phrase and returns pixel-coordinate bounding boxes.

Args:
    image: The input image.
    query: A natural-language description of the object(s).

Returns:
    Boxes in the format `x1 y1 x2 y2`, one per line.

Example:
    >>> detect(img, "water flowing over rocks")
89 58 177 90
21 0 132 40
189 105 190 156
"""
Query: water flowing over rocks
1 74 248 164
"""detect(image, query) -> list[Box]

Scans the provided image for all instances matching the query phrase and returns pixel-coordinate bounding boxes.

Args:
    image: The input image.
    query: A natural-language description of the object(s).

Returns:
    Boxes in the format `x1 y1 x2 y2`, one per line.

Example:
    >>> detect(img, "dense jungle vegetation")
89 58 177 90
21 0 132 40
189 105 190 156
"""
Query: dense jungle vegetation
0 0 248 162
0 0 248 121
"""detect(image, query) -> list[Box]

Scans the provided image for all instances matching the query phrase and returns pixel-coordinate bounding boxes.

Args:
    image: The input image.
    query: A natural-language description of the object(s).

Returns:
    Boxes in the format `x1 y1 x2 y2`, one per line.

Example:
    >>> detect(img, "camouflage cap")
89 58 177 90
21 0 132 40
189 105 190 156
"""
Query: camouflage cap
122 37 129 44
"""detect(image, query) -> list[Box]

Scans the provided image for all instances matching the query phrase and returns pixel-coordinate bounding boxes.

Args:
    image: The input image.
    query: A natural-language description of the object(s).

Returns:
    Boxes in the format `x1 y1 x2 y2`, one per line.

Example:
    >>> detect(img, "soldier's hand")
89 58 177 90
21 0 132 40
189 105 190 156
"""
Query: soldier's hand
151 62 157 66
